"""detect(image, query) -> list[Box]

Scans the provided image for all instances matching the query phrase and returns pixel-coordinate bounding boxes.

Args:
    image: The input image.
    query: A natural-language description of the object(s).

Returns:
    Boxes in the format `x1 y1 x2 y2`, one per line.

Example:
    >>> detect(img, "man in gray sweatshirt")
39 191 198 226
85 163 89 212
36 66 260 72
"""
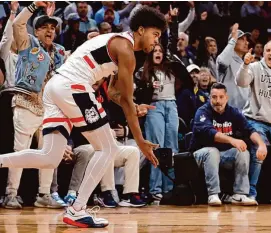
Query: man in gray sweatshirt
236 41 271 200
216 23 250 110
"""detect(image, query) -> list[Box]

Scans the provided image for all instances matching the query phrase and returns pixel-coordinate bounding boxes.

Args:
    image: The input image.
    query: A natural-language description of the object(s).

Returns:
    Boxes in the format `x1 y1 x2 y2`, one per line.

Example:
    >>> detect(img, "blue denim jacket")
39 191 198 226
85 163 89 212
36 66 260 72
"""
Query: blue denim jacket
15 35 65 93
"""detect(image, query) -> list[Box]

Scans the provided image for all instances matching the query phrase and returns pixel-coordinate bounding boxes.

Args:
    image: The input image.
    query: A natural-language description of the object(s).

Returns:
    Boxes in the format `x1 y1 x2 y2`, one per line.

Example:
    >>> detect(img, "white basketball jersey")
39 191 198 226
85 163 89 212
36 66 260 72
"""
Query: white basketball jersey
56 31 135 85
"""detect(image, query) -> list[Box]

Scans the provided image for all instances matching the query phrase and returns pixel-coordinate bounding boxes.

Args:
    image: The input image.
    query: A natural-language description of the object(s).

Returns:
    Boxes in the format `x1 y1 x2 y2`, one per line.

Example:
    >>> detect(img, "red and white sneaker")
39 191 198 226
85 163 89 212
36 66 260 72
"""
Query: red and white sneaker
63 206 109 228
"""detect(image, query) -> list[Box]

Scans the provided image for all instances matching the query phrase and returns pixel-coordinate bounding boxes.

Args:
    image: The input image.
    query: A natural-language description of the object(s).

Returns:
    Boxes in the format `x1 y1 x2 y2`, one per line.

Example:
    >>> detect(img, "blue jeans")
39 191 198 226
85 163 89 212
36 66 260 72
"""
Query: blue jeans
193 147 250 195
247 119 271 198
145 100 178 194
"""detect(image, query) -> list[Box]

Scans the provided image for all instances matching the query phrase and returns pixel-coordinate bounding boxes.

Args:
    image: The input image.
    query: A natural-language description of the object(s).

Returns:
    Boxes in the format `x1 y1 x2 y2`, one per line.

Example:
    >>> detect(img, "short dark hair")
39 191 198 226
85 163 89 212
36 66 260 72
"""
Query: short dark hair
211 82 227 92
76 1 88 7
98 22 111 30
129 6 167 33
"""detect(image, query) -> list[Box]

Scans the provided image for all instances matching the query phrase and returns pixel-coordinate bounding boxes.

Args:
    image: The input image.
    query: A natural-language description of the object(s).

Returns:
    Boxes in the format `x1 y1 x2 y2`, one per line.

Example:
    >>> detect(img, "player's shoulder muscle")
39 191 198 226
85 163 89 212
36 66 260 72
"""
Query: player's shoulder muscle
109 37 135 64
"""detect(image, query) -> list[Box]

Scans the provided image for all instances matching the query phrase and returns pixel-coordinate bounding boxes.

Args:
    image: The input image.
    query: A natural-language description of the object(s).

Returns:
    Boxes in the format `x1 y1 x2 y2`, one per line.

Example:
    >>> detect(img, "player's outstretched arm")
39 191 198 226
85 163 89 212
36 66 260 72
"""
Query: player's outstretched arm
108 38 159 167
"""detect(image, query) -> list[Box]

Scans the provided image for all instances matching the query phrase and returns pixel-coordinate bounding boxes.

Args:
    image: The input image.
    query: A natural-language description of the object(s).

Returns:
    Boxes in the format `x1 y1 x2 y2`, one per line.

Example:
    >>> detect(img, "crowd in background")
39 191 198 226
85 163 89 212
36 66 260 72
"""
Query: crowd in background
0 1 271 209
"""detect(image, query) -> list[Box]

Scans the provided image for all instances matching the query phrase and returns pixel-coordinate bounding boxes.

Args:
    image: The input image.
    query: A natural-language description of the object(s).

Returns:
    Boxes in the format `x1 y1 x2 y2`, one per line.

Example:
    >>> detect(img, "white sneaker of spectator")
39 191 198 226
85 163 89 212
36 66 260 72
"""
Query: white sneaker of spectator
221 194 232 204
231 194 258 206
208 194 222 206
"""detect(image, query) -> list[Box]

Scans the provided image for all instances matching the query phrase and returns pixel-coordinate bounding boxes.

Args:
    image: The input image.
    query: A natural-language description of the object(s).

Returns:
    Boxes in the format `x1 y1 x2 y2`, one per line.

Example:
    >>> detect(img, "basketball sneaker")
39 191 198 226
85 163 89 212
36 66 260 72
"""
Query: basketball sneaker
63 206 109 228
97 191 118 208
208 194 222 206
3 195 22 209
118 193 146 207
34 194 64 208
231 194 258 206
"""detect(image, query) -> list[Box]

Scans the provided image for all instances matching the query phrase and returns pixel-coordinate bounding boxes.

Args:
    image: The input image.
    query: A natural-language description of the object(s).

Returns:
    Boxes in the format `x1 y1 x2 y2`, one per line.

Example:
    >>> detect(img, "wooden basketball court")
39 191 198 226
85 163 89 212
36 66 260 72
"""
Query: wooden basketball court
0 205 271 232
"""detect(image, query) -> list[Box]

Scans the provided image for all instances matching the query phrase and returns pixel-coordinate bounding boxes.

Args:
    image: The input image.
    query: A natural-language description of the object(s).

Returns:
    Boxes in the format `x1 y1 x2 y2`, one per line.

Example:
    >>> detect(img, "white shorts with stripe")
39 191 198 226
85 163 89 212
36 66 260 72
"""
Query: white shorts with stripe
42 74 108 139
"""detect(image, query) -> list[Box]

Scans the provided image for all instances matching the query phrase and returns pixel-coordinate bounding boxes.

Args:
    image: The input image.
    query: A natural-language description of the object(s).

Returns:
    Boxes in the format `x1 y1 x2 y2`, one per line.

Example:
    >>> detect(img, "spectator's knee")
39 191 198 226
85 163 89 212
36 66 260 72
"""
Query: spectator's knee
206 147 220 162
126 146 140 163
236 150 250 165
75 144 95 162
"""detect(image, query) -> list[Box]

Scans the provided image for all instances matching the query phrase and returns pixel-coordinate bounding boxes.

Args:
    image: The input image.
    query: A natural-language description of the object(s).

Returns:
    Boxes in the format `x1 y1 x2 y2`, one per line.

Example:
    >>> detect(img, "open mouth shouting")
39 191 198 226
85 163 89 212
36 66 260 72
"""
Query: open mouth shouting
154 55 162 64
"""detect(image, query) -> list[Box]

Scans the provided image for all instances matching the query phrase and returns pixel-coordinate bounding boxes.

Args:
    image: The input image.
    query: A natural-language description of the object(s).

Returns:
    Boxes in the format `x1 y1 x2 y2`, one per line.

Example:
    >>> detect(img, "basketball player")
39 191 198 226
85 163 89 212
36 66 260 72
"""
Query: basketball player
0 2 167 228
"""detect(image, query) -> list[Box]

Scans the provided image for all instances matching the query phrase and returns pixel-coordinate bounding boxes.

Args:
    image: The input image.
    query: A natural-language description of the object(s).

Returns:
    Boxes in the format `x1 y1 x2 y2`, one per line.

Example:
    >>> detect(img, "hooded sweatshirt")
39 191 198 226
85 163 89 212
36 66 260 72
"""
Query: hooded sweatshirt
216 38 250 110
190 101 256 152
236 58 271 124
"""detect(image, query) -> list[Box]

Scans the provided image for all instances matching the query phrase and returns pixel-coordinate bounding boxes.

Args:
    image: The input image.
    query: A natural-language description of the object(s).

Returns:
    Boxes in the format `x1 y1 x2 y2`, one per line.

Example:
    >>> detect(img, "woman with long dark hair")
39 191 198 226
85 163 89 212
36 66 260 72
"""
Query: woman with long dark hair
135 44 178 201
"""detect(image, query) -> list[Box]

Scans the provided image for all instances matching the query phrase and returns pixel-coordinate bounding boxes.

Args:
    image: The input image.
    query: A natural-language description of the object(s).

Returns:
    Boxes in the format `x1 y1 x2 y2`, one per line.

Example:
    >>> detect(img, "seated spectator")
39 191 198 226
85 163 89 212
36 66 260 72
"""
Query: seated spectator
95 1 120 25
50 141 94 206
56 13 87 53
63 2 93 22
98 22 112 34
92 77 147 208
253 42 263 61
103 8 122 33
198 67 216 97
190 83 266 206
236 40 271 200
97 137 145 208
76 1 98 34
135 44 177 202
177 64 208 128
216 23 250 110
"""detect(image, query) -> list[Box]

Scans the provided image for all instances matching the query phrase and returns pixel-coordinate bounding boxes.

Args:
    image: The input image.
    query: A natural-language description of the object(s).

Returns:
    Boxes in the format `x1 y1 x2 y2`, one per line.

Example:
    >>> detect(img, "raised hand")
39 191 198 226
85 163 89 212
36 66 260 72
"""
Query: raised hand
231 23 239 41
34 1 49 8
169 4 179 17
244 48 255 65
46 2 55 17
188 1 195 8
10 1 19 12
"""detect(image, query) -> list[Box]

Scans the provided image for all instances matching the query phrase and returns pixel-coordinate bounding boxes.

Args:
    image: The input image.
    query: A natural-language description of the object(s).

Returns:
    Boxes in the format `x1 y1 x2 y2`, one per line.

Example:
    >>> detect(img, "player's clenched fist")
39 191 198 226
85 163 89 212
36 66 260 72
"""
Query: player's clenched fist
244 48 254 65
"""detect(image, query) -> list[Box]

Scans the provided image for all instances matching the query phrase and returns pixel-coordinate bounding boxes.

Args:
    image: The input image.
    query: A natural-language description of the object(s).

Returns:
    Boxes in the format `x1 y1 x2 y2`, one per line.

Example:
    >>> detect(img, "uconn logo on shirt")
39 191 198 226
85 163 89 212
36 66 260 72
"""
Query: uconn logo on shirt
213 120 233 136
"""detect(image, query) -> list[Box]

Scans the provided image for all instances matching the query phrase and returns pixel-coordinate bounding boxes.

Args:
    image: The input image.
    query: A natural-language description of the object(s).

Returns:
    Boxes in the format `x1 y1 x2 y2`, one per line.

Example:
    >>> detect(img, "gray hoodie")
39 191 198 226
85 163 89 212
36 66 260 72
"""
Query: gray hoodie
216 38 250 110
236 59 271 124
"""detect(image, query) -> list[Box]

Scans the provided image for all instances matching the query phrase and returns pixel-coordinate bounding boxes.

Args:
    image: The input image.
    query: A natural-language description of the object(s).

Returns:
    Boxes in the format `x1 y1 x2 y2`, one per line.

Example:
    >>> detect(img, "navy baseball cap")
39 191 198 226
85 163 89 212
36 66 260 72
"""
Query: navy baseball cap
34 15 58 29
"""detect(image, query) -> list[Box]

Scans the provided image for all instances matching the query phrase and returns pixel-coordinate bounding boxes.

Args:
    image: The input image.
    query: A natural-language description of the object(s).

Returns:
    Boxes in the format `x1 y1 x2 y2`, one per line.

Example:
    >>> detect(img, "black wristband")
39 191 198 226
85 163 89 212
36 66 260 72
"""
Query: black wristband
27 2 38 13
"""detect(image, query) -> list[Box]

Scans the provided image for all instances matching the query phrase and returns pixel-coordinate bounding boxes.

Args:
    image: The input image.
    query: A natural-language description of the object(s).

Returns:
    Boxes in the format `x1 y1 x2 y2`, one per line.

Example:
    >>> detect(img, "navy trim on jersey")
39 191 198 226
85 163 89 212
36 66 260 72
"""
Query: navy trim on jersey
90 46 112 65
43 126 69 141
90 34 134 67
